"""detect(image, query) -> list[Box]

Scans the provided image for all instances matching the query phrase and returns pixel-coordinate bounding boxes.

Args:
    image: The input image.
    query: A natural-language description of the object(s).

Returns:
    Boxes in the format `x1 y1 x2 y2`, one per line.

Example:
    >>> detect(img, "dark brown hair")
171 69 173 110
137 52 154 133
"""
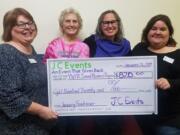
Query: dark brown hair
141 14 177 46
2 7 37 42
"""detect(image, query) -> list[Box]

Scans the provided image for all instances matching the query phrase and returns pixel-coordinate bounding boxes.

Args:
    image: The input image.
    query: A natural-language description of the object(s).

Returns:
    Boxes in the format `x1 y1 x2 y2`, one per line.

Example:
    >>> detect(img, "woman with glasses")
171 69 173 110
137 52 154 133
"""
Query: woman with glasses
84 10 131 135
84 9 131 57
0 7 58 135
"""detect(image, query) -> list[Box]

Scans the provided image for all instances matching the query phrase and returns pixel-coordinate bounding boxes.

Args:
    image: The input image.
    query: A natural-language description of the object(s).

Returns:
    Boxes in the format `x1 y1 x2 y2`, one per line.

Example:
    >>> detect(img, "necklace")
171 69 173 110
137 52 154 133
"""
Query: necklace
60 38 76 58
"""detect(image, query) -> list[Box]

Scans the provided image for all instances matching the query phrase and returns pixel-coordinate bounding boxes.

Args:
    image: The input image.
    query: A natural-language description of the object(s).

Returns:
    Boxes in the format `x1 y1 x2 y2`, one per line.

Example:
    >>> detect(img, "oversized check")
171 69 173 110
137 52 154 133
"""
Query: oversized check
47 56 157 116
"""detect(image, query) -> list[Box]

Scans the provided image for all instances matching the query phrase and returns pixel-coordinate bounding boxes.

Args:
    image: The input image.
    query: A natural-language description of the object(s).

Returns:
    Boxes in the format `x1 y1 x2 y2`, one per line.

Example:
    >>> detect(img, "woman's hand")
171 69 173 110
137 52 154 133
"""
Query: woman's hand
27 102 58 120
37 106 58 120
155 77 170 90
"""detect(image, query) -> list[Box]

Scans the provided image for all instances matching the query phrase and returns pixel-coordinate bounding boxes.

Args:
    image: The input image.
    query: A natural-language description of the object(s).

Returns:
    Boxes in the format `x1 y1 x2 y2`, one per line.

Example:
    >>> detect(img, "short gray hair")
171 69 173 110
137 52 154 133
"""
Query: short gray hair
58 8 82 33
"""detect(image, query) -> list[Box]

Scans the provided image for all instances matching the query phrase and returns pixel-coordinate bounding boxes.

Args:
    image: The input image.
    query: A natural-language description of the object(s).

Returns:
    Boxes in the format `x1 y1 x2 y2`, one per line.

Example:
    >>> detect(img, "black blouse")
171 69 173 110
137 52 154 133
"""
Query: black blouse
132 43 180 128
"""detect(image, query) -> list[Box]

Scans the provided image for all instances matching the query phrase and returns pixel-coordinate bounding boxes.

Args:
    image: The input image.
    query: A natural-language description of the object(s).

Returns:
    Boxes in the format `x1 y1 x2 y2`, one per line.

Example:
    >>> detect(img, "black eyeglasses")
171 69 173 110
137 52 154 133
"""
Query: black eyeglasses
16 21 35 29
101 20 119 27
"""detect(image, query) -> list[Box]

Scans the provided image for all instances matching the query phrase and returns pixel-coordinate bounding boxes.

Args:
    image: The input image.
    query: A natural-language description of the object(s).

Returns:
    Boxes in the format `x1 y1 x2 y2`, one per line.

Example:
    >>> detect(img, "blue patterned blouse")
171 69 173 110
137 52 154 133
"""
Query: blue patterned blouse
0 44 52 135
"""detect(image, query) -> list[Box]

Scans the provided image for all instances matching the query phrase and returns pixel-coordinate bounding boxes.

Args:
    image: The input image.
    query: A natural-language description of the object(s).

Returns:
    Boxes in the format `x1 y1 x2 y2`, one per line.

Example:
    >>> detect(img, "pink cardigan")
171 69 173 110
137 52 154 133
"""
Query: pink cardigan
43 37 89 63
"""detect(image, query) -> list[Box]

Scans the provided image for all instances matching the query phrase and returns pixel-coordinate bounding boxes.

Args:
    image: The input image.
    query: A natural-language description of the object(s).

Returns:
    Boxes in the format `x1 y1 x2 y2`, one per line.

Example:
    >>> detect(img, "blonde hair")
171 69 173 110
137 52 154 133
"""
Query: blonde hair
58 8 82 33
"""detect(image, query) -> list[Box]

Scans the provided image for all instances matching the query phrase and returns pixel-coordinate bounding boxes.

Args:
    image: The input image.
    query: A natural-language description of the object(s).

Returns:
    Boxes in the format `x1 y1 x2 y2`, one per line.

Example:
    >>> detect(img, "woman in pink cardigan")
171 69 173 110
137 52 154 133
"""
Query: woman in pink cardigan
43 8 89 63
44 8 89 135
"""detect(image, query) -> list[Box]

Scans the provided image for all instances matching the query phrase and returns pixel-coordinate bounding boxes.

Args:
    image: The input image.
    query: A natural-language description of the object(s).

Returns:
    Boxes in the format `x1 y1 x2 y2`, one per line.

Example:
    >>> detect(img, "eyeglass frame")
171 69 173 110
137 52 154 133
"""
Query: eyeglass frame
15 21 36 29
101 20 119 27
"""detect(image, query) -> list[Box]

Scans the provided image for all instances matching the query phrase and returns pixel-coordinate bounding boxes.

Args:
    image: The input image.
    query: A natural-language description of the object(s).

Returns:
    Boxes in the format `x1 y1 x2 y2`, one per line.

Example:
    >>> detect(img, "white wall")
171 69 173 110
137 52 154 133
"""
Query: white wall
0 0 180 53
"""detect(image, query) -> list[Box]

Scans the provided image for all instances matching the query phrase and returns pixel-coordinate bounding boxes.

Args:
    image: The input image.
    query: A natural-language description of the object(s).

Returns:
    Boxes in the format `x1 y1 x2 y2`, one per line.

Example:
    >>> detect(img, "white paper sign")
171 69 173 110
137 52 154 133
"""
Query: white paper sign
47 56 157 116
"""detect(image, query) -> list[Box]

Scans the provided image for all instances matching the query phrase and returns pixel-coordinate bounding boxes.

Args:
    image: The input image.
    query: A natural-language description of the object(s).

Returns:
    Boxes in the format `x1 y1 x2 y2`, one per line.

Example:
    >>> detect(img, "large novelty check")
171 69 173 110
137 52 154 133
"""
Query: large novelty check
47 56 157 116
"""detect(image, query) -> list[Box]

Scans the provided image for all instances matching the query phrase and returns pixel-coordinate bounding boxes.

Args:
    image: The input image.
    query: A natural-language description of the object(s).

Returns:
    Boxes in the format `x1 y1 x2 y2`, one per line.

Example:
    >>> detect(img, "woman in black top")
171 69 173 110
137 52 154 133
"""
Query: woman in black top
132 14 180 135
84 10 131 57
84 10 132 135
